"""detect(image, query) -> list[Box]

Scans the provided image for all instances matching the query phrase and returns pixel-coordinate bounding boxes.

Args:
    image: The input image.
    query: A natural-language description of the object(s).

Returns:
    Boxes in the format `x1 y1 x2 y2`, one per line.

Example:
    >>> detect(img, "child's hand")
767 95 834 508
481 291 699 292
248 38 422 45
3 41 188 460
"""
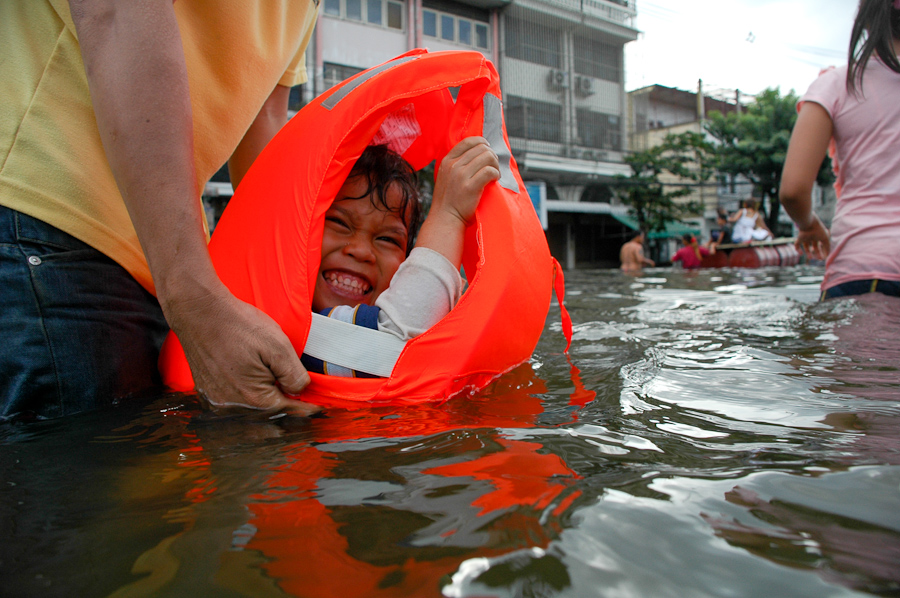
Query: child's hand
431 137 500 226
413 137 500 269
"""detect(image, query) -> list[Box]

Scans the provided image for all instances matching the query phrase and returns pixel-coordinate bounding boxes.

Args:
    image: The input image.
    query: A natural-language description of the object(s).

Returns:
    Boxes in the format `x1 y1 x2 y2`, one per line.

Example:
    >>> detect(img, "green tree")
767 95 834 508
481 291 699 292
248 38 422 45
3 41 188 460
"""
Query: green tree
615 131 713 236
705 88 833 234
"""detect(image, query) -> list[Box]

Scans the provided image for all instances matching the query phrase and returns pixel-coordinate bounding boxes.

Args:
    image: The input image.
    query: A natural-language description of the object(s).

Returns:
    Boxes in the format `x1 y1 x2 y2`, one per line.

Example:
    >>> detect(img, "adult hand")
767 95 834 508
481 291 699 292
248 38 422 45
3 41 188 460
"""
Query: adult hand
794 215 830 261
164 280 318 416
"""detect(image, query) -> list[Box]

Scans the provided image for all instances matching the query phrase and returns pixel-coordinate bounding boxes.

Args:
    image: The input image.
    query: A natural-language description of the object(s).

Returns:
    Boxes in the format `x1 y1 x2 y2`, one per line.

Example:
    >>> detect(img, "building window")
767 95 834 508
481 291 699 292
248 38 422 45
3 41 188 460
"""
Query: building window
387 2 403 28
323 62 366 91
476 23 488 49
367 0 382 23
573 35 621 82
458 19 471 45
506 95 562 143
347 0 362 20
324 0 404 29
423 10 437 36
505 17 561 68
441 14 454 40
576 108 621 150
288 85 306 112
422 8 489 49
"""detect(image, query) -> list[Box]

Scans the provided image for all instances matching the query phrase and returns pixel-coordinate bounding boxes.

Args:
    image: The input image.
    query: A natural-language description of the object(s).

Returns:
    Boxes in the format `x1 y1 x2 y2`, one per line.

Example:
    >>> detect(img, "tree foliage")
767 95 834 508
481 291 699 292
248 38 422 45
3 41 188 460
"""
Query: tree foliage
704 88 833 233
614 131 713 236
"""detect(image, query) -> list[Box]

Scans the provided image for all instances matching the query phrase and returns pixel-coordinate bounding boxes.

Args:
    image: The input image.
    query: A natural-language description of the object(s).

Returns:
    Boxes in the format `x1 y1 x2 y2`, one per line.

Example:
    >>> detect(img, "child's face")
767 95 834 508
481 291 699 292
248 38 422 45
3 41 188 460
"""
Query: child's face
312 176 410 312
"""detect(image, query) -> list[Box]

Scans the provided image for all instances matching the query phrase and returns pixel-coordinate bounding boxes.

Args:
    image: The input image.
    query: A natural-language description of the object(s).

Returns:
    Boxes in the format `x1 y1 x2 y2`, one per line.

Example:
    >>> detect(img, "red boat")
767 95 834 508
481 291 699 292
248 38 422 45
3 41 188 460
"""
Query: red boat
700 238 801 268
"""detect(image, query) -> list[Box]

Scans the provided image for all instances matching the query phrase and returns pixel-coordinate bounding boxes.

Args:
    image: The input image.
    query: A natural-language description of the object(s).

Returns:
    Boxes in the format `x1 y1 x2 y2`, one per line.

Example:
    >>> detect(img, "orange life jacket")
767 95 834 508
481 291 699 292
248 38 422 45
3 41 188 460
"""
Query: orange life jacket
158 49 571 407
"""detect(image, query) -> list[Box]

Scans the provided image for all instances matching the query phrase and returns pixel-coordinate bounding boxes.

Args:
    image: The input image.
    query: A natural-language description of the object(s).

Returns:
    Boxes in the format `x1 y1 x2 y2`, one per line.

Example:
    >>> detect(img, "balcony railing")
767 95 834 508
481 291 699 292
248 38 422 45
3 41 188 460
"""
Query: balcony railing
533 0 636 26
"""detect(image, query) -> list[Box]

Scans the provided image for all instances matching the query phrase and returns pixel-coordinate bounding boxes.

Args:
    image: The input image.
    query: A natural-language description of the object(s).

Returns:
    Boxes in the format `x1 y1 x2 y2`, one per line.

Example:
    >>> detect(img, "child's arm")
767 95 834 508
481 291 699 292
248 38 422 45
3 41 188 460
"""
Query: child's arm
374 137 500 341
414 136 500 268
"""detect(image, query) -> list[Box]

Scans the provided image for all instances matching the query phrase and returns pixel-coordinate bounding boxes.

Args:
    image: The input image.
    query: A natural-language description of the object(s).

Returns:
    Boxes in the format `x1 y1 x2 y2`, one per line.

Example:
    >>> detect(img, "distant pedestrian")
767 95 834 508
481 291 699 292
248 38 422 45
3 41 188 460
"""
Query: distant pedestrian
780 0 900 300
672 233 711 269
620 231 655 272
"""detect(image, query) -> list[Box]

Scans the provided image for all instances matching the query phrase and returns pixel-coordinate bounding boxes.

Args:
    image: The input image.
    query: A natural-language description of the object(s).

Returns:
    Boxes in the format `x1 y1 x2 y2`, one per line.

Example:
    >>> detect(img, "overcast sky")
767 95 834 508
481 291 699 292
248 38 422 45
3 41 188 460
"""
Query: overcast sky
624 0 859 98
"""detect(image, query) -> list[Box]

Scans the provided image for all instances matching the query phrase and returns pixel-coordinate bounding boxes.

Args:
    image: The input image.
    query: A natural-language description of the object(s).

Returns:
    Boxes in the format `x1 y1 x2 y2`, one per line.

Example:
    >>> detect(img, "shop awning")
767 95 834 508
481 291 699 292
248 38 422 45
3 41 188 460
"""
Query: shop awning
611 213 700 239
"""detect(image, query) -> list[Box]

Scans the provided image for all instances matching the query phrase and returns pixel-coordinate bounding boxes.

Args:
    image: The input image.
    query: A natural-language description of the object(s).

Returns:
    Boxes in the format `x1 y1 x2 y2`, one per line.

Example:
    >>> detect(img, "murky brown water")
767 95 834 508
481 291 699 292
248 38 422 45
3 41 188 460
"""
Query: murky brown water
2 264 898 597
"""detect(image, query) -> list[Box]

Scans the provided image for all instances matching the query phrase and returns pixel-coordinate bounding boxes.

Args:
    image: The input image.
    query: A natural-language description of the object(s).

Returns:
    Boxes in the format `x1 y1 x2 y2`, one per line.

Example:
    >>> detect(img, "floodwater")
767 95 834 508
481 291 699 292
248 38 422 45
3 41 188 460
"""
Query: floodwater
2 264 899 597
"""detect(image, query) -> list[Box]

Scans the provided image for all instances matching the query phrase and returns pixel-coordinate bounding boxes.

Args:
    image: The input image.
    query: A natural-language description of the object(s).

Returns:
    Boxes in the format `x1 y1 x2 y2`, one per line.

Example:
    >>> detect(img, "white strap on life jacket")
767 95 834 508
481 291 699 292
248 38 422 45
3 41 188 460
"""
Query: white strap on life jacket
304 312 406 377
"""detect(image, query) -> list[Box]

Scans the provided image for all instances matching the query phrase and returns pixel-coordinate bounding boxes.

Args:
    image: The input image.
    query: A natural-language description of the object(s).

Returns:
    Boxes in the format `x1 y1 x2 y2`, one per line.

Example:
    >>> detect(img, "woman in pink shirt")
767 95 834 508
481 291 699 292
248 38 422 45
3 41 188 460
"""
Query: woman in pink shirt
780 0 900 299
671 234 710 269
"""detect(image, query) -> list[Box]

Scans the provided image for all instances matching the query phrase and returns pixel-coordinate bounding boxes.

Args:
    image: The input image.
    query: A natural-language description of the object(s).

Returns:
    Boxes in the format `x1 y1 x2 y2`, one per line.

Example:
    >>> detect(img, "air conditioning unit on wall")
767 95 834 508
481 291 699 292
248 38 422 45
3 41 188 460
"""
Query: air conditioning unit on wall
575 75 596 96
547 69 569 90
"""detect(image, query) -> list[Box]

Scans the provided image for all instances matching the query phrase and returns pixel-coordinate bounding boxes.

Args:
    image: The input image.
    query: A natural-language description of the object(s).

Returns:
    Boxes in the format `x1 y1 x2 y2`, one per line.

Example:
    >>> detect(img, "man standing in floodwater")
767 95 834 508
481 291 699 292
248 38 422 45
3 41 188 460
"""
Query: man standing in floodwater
620 231 655 272
0 2 319 419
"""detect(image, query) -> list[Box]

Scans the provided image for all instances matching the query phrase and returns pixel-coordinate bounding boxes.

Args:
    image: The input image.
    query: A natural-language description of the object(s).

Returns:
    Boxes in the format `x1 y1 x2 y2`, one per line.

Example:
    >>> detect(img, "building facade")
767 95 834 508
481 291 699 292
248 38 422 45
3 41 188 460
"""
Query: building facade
297 0 640 268
627 82 745 248
207 0 640 267
626 83 820 247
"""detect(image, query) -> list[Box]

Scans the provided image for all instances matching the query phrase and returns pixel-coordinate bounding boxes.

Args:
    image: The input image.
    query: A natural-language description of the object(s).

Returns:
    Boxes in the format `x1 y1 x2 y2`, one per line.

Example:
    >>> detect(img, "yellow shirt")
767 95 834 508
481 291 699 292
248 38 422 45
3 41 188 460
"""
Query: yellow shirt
0 1 318 293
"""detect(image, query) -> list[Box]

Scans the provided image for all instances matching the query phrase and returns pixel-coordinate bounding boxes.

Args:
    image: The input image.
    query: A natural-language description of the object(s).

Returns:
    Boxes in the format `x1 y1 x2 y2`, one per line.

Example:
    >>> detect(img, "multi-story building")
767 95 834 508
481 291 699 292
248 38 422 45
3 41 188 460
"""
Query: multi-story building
627 82 744 247
209 0 641 267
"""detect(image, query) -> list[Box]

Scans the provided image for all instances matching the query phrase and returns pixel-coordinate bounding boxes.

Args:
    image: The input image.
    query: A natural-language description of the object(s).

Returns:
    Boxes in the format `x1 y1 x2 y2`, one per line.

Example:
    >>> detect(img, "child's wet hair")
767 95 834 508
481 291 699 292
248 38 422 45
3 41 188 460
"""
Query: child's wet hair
345 145 422 252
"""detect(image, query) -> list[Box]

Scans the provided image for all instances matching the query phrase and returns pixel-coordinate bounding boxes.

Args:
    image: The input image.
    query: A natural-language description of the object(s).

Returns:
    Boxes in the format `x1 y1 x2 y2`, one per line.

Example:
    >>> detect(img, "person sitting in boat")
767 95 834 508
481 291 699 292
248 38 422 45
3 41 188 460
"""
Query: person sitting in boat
707 209 733 250
672 233 712 269
730 200 773 244
302 137 500 377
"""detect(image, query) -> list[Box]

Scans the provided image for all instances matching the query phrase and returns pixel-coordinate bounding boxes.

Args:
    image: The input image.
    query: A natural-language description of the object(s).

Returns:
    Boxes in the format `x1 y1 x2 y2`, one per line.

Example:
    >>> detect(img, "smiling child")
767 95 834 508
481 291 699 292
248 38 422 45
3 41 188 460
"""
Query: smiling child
302 137 500 377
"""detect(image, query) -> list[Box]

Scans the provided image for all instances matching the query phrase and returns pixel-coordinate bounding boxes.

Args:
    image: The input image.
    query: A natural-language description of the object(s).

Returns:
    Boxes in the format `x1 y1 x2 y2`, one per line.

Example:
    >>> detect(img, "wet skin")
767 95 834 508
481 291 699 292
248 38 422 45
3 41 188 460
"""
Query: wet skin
312 176 410 312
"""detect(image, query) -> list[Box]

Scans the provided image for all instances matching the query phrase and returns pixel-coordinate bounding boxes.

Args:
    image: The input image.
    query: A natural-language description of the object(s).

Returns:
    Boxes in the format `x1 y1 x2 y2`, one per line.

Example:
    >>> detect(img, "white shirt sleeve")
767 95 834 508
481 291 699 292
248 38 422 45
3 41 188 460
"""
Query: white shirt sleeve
374 247 464 341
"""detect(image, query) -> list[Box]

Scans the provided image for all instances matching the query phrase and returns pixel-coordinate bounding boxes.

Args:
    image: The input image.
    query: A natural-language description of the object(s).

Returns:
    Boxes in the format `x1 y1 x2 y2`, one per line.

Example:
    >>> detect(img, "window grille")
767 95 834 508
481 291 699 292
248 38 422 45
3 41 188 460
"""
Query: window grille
506 95 562 143
323 63 365 91
573 35 621 82
505 17 561 68
576 108 622 150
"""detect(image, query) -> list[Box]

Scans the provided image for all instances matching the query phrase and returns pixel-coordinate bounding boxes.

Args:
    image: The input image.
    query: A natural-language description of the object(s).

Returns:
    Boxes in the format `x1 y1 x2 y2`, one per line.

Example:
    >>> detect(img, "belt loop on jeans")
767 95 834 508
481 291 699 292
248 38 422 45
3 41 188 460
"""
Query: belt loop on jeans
871 279 879 294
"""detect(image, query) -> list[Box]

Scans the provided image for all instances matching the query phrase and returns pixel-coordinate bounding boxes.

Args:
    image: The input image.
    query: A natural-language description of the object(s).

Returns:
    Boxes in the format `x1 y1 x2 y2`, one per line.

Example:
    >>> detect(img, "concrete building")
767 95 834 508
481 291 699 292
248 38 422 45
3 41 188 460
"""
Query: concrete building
627 82 746 249
626 82 833 247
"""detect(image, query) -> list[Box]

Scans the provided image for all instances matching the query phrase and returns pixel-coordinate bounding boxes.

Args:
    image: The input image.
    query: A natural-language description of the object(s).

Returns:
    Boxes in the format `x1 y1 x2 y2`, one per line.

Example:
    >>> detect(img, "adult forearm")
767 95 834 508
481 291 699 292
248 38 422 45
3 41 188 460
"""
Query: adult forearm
70 0 315 411
70 0 217 306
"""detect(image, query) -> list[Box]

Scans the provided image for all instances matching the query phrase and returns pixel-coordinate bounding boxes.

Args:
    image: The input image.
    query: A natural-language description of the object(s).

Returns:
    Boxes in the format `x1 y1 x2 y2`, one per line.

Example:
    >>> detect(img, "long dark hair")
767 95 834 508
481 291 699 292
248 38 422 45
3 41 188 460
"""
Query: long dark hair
345 145 422 252
682 233 701 261
847 0 900 93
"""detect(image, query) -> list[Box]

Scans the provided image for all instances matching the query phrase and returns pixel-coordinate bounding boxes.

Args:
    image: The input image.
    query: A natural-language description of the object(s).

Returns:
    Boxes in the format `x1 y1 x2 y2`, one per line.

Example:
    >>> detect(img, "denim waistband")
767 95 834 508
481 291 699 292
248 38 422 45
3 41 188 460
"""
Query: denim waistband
0 205 93 252
821 278 900 300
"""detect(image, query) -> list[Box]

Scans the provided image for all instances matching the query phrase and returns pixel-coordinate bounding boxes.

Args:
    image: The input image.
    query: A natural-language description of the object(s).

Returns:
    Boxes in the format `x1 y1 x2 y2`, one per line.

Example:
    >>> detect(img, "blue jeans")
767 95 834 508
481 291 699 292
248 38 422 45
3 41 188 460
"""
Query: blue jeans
821 278 900 300
0 206 169 419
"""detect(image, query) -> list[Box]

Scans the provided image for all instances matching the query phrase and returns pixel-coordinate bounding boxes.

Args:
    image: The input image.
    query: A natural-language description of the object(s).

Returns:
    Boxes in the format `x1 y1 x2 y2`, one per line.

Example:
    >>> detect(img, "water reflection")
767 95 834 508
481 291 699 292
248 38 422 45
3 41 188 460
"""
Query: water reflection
1 266 899 597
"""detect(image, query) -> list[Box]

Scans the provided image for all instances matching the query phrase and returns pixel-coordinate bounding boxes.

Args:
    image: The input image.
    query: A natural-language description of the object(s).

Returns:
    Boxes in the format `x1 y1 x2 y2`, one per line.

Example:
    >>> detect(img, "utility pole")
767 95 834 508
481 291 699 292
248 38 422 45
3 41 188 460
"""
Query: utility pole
697 79 705 121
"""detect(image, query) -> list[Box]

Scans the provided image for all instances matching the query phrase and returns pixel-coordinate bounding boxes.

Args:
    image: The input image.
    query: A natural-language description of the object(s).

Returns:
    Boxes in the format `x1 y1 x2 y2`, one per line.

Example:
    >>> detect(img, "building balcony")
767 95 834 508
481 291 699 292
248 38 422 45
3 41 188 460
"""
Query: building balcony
510 0 636 28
